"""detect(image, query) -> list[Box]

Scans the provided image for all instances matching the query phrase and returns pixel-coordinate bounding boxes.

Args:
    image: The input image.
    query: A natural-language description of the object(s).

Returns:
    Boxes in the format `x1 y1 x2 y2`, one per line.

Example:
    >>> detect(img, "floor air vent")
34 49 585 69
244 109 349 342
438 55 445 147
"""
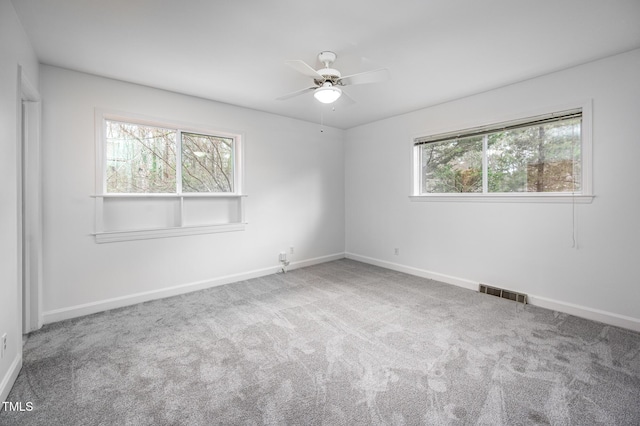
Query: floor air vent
479 284 527 304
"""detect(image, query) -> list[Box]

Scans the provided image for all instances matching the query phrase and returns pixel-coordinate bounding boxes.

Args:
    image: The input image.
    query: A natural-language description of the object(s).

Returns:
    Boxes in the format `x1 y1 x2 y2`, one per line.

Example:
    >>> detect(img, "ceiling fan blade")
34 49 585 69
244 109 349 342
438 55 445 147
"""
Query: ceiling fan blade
285 60 324 79
276 86 316 101
338 68 389 86
338 89 356 106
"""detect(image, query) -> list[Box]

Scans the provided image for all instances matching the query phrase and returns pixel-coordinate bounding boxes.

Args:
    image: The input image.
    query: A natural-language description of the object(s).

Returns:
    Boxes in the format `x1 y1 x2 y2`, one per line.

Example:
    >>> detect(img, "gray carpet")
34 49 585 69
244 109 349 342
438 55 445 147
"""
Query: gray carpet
1 259 639 425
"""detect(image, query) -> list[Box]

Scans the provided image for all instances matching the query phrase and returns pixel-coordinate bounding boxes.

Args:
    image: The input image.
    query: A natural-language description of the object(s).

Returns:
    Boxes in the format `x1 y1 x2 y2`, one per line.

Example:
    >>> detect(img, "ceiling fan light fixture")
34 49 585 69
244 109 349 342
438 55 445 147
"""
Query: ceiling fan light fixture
314 84 342 104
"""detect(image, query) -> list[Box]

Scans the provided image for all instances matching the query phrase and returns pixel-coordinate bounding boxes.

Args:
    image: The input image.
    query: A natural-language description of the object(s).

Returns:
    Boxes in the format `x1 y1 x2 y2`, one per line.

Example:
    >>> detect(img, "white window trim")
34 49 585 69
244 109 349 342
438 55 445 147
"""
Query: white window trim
410 100 594 203
408 194 593 203
93 109 246 242
94 222 246 244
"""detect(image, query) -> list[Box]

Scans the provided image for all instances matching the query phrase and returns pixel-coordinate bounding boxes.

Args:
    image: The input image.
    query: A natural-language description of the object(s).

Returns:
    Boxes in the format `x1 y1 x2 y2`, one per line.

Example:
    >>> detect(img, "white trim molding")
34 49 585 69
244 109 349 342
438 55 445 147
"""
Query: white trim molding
43 252 345 324
527 295 640 333
345 252 640 333
94 223 246 243
346 253 478 291
0 354 22 407
409 194 594 203
19 66 43 332
93 109 246 242
411 100 594 201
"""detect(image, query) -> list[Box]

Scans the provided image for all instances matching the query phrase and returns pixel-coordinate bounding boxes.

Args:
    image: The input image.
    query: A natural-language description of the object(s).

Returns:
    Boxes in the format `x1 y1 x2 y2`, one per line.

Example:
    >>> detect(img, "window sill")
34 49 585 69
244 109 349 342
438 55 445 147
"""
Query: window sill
91 193 246 198
94 223 246 243
409 194 594 203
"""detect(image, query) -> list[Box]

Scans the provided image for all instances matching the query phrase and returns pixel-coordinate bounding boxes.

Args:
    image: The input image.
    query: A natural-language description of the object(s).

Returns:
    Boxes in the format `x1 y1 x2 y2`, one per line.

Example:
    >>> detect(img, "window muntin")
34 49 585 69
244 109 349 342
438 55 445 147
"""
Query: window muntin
416 110 582 196
104 119 236 194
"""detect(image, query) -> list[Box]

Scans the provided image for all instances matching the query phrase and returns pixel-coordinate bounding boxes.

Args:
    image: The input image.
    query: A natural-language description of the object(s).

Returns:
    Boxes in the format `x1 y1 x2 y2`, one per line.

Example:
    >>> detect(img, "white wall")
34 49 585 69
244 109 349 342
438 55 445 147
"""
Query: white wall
345 49 640 331
40 66 345 321
0 0 39 403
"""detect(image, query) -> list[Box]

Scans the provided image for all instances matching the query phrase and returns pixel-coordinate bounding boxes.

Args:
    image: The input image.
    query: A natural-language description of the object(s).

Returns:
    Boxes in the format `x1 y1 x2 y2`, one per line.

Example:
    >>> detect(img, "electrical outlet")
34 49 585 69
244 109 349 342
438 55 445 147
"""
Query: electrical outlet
1 333 6 359
289 246 294 255
394 248 400 255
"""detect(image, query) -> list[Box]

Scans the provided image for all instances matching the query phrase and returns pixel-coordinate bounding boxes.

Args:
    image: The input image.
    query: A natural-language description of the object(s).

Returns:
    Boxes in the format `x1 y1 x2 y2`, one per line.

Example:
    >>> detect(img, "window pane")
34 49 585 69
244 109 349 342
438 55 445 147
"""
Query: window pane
421 135 483 193
181 133 234 193
487 118 581 193
106 121 176 193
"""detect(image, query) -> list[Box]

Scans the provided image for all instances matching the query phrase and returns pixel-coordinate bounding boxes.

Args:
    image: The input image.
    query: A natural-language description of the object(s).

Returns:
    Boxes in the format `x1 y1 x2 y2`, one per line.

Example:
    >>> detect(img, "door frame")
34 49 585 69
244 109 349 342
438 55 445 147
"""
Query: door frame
19 66 43 333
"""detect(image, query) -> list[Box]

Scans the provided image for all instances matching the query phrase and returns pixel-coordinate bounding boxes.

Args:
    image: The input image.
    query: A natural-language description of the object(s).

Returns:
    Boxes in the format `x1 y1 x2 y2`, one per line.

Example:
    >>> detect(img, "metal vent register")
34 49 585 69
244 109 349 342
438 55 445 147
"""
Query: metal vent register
479 284 528 304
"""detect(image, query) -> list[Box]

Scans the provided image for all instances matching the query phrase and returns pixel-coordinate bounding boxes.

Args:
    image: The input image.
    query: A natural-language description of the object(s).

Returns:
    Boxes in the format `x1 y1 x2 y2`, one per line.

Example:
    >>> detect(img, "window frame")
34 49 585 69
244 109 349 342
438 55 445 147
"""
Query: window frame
98 111 242 196
410 101 594 203
93 109 246 243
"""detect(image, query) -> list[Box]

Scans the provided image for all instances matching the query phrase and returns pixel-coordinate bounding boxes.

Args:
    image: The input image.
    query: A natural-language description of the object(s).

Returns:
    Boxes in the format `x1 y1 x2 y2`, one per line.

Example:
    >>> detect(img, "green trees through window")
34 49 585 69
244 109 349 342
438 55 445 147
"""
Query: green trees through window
421 135 483 193
418 112 581 194
105 120 234 194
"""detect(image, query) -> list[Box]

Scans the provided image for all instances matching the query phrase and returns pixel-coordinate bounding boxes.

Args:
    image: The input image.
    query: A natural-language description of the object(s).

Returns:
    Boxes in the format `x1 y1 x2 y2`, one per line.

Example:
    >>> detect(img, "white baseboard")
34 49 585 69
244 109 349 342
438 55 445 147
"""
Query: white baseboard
42 251 640 333
345 252 478 291
527 295 640 333
284 252 345 271
0 354 22 406
43 252 345 324
345 252 640 333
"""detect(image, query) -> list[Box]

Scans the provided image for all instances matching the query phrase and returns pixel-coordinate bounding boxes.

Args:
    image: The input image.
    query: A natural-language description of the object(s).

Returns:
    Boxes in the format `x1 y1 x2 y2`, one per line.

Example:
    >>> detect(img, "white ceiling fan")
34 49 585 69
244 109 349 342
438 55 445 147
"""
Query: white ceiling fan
277 51 389 104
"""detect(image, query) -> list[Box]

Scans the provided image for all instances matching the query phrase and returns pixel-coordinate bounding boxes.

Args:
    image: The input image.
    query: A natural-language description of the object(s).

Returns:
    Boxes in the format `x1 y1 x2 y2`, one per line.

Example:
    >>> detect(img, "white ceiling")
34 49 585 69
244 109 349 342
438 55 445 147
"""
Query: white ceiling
12 0 640 129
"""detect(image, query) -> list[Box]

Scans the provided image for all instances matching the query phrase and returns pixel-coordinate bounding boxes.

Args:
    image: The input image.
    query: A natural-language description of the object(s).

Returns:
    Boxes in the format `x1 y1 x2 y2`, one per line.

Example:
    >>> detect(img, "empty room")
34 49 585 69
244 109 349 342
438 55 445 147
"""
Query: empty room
1 0 639 424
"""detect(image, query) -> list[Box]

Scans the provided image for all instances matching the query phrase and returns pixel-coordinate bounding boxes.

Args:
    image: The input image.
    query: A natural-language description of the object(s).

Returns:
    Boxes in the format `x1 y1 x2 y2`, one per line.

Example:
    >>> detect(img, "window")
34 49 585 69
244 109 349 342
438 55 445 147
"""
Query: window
105 120 235 194
412 106 593 202
94 111 245 243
